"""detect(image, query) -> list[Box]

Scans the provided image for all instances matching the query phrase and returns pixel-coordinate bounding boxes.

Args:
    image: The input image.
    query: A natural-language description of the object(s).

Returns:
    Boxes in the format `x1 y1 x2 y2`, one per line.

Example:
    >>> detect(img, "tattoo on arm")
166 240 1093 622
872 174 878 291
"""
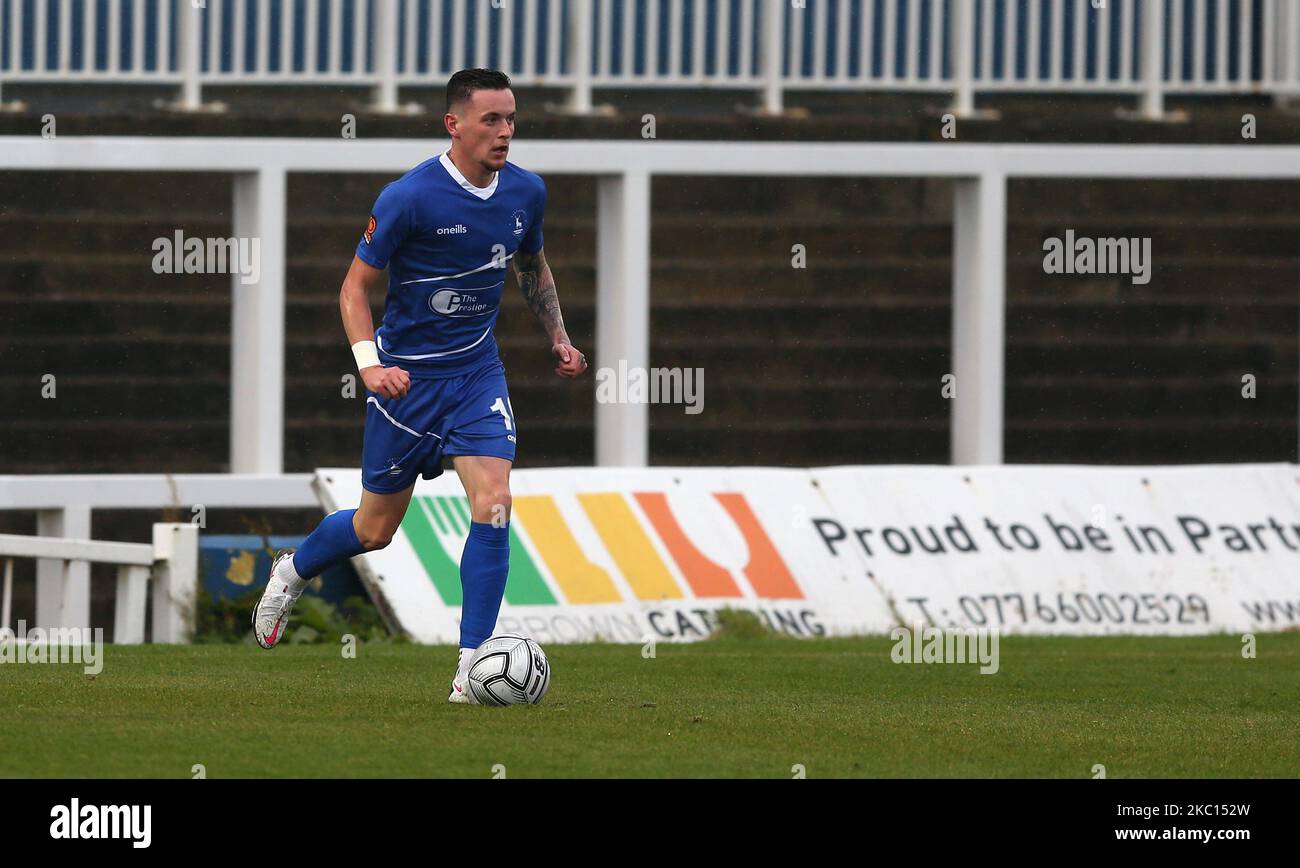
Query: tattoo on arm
514 248 568 344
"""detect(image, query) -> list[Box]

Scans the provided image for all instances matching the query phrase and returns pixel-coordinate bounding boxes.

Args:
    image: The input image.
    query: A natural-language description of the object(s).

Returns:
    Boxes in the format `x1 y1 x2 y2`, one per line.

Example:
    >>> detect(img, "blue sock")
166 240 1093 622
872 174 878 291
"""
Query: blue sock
292 508 365 579
459 521 510 649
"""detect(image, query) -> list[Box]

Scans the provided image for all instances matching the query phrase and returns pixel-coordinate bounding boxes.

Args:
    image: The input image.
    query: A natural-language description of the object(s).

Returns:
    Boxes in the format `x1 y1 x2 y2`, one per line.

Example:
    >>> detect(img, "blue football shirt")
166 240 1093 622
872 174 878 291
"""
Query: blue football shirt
355 151 546 377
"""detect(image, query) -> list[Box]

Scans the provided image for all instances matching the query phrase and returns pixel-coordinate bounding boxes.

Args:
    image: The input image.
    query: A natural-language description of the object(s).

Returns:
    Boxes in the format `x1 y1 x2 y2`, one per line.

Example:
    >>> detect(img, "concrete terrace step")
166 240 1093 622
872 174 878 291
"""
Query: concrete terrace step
4 213 1300 269
4 333 1293 383
5 413 1289 474
37 296 1298 342
0 417 593 474
2 375 1293 425
10 171 1300 220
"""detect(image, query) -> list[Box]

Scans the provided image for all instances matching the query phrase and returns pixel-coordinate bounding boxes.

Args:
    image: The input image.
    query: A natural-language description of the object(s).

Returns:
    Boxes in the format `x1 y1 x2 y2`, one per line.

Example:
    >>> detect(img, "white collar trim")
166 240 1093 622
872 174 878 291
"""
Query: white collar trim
440 151 498 200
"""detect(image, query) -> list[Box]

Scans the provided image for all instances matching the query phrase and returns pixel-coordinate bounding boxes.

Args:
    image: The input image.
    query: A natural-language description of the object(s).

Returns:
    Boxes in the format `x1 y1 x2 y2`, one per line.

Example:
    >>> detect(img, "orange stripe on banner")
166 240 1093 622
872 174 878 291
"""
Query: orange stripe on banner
512 495 622 604
634 492 743 598
714 493 804 599
578 493 683 601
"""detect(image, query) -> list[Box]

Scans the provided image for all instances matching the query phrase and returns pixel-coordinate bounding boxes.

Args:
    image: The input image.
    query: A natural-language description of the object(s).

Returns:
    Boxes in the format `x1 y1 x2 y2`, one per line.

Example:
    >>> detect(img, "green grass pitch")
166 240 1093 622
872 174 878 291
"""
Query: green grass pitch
3 635 1299 778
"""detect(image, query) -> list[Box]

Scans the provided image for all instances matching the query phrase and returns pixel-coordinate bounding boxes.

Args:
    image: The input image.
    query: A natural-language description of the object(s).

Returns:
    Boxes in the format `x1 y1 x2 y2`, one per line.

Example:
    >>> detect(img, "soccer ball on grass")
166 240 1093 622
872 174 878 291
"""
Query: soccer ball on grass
467 634 551 706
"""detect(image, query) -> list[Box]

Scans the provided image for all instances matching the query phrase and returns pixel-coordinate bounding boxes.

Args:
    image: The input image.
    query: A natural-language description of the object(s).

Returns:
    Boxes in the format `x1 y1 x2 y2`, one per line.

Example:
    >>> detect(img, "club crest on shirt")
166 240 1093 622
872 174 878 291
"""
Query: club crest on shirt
364 214 377 244
510 210 527 236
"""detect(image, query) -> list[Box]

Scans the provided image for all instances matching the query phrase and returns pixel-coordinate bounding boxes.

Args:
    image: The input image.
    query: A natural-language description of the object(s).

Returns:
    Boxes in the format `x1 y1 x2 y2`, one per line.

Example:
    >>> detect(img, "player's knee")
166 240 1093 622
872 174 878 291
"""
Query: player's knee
355 521 395 551
472 488 512 523
367 533 395 551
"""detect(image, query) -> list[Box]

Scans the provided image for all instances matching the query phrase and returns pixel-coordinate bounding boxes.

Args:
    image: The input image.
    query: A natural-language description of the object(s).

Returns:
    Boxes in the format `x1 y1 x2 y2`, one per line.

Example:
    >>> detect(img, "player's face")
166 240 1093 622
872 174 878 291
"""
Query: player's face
454 88 516 173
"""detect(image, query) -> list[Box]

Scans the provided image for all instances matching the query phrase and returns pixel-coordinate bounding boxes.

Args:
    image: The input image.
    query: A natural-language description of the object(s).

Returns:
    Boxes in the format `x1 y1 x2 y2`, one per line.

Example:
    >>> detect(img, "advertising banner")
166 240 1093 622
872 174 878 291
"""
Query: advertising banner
315 463 1300 642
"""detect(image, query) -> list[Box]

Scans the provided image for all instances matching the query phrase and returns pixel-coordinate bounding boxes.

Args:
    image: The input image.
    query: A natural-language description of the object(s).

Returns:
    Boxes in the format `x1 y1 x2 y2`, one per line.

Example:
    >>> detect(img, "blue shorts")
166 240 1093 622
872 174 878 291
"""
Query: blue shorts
361 360 517 494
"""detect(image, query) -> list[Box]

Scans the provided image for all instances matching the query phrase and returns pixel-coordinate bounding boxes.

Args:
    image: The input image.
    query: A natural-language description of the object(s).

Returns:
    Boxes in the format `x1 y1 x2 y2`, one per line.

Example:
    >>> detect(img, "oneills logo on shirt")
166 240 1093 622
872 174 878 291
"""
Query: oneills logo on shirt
364 214 377 244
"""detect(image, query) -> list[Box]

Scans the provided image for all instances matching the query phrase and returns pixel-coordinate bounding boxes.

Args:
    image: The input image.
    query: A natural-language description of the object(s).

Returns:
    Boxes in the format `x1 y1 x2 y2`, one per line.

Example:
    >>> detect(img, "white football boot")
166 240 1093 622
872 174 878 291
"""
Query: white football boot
448 647 478 704
252 549 303 649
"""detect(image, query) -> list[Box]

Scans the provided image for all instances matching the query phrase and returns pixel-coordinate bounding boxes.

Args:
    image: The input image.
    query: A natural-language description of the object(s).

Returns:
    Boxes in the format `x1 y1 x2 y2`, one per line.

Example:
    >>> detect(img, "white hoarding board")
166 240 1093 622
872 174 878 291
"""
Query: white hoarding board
809 464 1300 634
315 463 1300 642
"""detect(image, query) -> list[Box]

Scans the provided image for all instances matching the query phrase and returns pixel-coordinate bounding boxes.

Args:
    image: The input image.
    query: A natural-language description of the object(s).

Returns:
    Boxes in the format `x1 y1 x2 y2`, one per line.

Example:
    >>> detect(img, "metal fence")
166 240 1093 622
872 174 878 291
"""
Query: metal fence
1 0 1298 115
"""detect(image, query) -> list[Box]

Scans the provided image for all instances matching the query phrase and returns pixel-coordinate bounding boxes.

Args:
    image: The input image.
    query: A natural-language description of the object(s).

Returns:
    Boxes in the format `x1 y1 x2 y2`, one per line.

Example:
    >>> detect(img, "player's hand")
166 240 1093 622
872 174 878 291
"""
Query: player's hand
552 343 588 379
361 364 410 399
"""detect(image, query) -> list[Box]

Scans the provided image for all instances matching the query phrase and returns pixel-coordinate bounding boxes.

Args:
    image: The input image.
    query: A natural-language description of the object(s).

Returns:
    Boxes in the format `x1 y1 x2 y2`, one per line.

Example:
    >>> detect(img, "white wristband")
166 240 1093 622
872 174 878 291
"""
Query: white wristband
351 340 380 371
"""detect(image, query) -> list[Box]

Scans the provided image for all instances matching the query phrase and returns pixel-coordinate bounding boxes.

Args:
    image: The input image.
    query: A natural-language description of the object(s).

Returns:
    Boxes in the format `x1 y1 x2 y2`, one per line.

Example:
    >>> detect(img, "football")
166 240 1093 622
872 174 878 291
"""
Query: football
466 635 551 706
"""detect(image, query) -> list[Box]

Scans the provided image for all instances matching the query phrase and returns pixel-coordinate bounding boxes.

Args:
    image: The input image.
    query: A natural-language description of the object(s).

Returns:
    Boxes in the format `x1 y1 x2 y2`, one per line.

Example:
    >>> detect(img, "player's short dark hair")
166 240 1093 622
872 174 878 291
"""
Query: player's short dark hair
446 68 512 112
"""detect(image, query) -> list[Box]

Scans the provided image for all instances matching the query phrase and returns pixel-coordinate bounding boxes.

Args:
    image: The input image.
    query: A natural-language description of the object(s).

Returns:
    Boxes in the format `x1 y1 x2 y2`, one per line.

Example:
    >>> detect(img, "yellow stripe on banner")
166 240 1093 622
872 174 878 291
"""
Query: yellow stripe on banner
512 495 622 604
578 493 683 601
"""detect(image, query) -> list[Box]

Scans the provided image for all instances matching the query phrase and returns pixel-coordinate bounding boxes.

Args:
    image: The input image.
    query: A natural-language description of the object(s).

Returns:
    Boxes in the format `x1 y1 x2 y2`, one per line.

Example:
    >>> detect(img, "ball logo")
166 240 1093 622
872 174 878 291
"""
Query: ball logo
364 214 377 244
511 210 527 236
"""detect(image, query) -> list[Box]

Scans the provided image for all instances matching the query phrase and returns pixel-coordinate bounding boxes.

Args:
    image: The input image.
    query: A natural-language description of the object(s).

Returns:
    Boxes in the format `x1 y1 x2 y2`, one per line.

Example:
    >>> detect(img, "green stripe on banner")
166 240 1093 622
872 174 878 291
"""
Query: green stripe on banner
425 496 448 534
438 497 464 535
399 497 462 605
448 495 553 604
406 495 554 606
505 524 557 605
452 496 472 527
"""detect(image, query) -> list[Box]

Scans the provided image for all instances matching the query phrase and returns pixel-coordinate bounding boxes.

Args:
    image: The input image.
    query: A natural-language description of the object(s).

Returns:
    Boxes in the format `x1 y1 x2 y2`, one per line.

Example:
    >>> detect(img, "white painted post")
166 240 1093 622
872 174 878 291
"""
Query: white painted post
762 0 784 114
567 0 594 113
595 171 651 466
371 0 399 113
152 523 198 644
1282 0 1300 107
230 168 286 474
114 564 149 644
177 0 203 111
1 557 12 630
33 512 61 626
1140 0 1166 119
34 505 91 630
951 172 1006 465
950 0 975 117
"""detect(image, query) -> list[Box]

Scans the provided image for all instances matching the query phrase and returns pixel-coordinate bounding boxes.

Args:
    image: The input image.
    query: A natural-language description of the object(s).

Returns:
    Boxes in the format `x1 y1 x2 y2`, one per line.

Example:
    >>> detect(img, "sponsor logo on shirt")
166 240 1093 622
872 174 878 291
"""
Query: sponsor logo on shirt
364 214 377 244
429 289 492 317
437 224 469 236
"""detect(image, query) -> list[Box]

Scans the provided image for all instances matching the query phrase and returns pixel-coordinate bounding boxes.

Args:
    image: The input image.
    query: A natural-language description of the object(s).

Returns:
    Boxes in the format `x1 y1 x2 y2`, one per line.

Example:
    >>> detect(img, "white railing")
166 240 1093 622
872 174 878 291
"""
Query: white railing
0 474 314 634
0 1 1297 115
0 522 199 642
